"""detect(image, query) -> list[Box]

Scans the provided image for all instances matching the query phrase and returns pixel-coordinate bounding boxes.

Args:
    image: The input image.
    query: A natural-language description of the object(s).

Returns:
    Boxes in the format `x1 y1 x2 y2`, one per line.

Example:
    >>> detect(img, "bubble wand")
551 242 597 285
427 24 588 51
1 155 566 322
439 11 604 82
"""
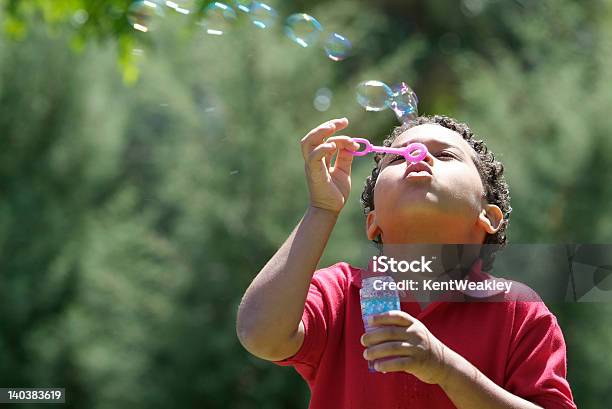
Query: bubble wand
349 138 428 163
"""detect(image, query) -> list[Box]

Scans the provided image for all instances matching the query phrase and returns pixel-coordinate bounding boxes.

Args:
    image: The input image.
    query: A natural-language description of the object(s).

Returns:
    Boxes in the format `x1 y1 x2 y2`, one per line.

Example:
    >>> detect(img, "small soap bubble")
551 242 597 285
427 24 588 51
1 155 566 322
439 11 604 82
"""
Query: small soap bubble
249 2 277 29
200 2 237 36
71 9 89 26
324 32 352 61
461 0 486 17
313 87 333 112
127 0 164 32
284 14 323 48
356 80 394 112
232 0 252 13
389 82 419 123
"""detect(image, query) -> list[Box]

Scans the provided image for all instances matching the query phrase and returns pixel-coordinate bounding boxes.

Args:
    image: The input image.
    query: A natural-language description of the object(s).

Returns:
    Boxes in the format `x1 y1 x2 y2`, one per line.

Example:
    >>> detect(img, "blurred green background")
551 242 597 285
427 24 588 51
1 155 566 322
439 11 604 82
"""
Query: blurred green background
1 0 611 408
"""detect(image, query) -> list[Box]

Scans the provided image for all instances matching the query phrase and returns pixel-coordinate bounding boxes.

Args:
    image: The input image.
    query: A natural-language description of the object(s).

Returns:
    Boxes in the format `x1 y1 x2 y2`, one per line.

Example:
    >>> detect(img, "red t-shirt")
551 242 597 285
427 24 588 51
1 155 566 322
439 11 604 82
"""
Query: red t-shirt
273 260 577 409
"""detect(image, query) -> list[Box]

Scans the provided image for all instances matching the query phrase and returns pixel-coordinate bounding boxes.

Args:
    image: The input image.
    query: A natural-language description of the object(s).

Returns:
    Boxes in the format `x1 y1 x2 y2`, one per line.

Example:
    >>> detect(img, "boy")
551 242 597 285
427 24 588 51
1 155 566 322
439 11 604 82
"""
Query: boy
236 115 577 408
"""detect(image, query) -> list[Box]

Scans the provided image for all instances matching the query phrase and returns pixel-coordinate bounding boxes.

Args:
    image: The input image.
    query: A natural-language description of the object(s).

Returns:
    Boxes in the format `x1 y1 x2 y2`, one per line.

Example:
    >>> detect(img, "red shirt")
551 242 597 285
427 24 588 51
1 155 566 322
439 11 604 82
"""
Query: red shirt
273 261 577 409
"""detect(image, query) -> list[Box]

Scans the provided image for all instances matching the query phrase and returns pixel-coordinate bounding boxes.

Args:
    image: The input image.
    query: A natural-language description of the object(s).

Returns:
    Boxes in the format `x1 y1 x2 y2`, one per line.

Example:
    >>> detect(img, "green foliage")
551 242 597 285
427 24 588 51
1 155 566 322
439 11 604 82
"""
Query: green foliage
0 0 611 408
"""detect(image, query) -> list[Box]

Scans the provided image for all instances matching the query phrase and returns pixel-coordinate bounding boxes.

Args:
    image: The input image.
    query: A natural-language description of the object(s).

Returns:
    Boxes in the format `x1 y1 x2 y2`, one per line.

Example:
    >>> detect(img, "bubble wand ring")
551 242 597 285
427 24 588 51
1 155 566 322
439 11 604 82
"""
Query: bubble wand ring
349 138 428 163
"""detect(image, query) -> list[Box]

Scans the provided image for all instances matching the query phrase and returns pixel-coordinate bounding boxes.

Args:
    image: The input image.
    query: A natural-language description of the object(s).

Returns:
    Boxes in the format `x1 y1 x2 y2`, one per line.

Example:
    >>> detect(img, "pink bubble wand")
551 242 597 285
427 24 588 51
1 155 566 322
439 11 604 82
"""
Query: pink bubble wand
349 138 428 162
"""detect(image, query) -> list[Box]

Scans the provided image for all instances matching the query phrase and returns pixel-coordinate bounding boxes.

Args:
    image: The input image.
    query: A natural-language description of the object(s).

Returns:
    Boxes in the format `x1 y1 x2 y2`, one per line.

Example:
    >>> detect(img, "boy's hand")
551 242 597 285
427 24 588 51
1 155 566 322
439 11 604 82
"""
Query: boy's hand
361 310 453 385
301 118 360 214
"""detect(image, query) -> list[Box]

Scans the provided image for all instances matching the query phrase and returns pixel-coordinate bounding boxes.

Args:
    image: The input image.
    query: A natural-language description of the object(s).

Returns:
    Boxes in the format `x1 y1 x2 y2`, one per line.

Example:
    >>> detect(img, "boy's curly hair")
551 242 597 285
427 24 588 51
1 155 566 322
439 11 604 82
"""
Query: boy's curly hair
360 115 512 272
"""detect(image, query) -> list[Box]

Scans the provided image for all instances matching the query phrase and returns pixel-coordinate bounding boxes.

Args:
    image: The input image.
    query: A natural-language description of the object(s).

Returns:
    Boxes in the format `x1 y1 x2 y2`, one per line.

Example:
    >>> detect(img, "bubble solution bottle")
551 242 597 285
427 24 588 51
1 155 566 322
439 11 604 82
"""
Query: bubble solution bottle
360 275 401 373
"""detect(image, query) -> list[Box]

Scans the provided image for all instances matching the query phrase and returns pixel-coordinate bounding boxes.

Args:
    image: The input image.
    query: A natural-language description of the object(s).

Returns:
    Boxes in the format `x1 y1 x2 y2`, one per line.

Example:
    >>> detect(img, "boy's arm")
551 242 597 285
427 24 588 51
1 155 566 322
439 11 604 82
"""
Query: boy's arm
236 118 359 361
236 206 338 361
362 311 575 409
438 349 544 409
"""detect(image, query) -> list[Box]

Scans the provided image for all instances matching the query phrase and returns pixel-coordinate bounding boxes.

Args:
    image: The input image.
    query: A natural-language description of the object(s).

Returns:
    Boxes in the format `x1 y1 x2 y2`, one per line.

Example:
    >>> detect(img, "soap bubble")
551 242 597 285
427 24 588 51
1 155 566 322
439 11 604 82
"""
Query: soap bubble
232 0 252 13
313 87 333 112
163 0 195 14
200 2 237 36
392 82 419 105
284 14 323 48
127 0 164 33
324 32 352 61
249 2 277 29
71 9 89 26
356 80 394 112
389 82 419 122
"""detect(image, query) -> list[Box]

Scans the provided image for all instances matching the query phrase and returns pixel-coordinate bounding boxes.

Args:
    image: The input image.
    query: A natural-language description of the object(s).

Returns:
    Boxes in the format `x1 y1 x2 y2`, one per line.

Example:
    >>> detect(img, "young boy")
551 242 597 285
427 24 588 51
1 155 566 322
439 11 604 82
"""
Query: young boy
236 115 577 408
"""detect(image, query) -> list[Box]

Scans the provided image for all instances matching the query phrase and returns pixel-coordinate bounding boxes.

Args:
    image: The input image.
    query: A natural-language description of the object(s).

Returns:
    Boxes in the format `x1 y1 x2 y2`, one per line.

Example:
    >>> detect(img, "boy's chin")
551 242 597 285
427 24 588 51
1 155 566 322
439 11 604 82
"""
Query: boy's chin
379 212 474 244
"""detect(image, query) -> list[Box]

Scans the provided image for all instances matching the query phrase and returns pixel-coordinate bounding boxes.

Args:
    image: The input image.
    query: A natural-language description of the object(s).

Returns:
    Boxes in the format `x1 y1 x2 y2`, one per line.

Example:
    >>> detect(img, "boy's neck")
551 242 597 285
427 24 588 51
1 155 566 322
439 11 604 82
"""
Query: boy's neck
380 243 481 274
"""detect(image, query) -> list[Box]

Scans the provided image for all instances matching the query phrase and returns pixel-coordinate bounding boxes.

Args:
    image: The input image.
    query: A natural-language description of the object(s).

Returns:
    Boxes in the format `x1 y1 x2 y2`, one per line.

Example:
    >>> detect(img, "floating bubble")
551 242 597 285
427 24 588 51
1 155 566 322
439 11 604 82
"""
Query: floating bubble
461 0 486 17
164 0 196 14
284 14 323 48
71 9 89 26
127 0 164 32
313 87 332 112
200 2 237 36
131 48 145 56
389 82 419 123
324 32 352 61
232 0 252 13
249 2 277 29
130 48 147 72
356 80 394 112
163 0 195 13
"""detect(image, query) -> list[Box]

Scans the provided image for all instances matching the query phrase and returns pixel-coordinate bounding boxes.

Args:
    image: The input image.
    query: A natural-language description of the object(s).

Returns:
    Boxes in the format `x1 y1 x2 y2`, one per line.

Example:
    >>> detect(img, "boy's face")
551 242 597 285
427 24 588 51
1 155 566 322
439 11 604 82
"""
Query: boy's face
366 124 503 244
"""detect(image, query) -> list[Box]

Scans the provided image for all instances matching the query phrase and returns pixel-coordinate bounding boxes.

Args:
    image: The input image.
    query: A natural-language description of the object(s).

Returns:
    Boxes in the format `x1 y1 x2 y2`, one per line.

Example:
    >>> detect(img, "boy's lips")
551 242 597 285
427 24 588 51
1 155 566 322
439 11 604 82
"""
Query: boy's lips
404 162 433 179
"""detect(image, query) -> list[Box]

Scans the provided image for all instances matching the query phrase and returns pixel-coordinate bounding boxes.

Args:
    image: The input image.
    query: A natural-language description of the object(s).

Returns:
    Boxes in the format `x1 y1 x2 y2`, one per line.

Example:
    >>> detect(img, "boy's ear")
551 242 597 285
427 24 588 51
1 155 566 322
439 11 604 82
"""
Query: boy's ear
366 211 382 241
478 204 504 234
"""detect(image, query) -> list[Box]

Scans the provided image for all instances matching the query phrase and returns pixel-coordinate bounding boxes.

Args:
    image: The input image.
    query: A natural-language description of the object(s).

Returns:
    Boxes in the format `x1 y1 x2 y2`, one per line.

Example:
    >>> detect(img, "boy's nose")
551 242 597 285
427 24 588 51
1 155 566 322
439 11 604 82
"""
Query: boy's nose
421 150 435 166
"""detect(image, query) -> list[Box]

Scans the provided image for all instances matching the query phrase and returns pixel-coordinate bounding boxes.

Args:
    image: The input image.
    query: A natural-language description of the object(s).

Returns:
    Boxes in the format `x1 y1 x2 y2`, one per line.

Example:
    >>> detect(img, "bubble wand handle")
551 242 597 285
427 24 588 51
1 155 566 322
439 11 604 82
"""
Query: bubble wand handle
349 137 428 163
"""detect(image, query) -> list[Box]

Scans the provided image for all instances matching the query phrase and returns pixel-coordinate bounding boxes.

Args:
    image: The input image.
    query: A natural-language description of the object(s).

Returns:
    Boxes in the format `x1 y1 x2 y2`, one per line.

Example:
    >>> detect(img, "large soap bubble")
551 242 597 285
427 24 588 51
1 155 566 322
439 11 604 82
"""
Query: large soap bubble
232 0 252 13
324 32 352 61
200 2 237 36
249 2 277 29
127 0 165 33
389 82 419 123
284 13 323 48
356 80 394 112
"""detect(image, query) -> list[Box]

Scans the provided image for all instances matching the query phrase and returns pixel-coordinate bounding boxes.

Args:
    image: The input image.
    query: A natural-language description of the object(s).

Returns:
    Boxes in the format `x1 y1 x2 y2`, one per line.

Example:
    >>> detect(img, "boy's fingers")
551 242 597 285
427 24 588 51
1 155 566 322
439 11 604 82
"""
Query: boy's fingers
324 136 360 149
374 357 416 373
369 311 416 327
333 146 357 175
361 325 411 347
324 147 334 169
308 142 337 165
323 136 359 173
301 118 349 159
363 341 415 360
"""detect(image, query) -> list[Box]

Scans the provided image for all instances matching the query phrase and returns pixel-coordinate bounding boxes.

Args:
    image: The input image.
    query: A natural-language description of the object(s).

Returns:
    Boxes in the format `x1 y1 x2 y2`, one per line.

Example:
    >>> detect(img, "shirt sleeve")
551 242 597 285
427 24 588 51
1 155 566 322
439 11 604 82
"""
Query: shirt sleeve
504 303 577 409
272 273 330 372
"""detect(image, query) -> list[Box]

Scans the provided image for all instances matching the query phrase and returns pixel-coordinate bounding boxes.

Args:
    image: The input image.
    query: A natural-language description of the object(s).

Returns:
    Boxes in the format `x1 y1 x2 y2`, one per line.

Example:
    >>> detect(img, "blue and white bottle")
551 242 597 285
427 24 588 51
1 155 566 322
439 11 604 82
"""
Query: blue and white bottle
360 275 401 372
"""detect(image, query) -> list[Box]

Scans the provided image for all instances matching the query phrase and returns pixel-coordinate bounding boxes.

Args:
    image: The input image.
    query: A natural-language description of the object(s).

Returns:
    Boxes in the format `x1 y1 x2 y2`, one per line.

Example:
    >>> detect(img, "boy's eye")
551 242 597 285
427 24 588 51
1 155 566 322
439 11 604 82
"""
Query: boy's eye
389 154 405 163
435 152 455 159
